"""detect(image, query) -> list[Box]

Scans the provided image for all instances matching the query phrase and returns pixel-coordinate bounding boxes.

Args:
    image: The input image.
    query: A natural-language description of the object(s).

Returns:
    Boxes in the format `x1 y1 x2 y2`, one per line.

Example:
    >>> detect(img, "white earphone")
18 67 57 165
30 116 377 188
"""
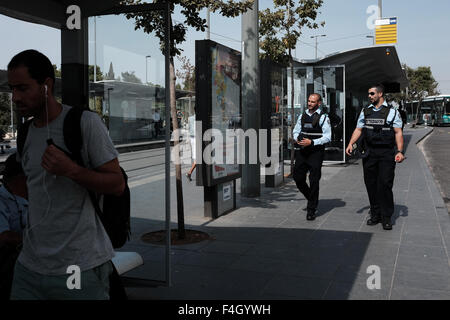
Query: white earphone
44 84 48 96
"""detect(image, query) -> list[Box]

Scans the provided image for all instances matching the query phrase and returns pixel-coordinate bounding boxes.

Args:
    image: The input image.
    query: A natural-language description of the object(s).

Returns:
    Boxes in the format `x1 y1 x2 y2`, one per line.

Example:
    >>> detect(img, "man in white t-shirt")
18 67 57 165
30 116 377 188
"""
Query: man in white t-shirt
7 50 125 300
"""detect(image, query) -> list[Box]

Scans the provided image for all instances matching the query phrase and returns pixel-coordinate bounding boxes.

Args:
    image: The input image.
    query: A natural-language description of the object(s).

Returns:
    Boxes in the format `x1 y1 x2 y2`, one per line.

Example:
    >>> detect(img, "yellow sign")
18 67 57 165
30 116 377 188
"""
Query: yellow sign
375 17 397 45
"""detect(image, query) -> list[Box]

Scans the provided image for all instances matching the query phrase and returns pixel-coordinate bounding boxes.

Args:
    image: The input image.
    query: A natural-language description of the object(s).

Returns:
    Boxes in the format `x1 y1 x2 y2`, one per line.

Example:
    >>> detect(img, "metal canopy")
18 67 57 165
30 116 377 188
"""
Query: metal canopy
296 46 408 93
0 0 143 29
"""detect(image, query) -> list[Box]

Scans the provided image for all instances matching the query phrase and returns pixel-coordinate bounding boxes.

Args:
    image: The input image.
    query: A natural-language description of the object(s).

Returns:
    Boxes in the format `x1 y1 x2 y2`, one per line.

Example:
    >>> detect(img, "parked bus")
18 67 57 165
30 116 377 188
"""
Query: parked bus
421 95 450 126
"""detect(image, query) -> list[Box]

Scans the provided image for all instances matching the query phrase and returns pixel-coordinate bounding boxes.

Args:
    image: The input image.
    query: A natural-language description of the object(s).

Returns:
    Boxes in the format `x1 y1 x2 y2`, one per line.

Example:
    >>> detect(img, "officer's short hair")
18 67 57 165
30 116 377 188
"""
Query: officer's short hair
370 84 385 96
310 93 322 102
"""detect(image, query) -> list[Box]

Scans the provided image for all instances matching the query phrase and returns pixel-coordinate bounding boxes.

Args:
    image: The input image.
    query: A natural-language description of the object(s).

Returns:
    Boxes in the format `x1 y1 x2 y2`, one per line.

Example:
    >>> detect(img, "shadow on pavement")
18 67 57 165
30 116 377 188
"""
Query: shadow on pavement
120 217 376 300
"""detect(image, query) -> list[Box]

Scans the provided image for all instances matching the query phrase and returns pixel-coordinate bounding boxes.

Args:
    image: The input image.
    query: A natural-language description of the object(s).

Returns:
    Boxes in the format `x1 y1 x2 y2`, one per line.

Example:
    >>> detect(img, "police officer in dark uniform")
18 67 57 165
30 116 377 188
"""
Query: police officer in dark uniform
293 93 331 221
346 84 405 230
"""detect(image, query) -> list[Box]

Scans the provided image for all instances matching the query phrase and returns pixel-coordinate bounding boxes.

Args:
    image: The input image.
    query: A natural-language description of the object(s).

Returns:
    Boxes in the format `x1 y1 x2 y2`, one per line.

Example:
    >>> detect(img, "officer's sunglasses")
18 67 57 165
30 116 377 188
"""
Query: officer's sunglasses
368 92 377 96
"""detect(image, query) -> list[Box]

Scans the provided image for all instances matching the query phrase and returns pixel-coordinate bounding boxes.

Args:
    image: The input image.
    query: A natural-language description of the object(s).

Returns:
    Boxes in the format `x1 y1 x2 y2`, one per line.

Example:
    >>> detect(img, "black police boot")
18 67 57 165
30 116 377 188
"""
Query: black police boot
367 216 381 226
307 210 317 221
382 217 393 230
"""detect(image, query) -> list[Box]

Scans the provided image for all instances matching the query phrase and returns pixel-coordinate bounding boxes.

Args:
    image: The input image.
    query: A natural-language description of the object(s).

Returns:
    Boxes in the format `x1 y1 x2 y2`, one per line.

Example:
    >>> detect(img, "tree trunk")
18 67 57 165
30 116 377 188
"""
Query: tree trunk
169 56 186 240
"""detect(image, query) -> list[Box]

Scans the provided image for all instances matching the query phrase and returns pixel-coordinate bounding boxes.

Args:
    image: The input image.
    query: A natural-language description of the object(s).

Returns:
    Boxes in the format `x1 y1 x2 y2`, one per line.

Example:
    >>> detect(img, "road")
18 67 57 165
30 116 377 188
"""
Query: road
419 126 450 213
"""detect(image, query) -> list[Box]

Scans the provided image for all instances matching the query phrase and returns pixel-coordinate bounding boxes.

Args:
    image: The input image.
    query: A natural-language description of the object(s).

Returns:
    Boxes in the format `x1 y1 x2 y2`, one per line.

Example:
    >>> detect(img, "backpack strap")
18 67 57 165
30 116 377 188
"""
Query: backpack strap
63 107 103 215
17 119 33 157
63 107 84 166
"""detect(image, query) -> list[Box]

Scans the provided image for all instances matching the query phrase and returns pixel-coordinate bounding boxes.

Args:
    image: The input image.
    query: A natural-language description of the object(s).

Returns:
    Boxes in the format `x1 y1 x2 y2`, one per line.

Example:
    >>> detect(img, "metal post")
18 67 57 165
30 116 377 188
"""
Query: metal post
94 16 96 83
164 0 171 287
241 0 260 197
206 7 210 40
378 0 382 18
146 55 151 84
315 37 318 59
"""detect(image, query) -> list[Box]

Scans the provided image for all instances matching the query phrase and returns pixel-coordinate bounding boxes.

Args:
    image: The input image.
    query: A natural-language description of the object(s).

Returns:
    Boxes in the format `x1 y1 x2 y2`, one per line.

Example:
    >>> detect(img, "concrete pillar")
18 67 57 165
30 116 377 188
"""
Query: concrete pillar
61 18 89 109
241 0 260 198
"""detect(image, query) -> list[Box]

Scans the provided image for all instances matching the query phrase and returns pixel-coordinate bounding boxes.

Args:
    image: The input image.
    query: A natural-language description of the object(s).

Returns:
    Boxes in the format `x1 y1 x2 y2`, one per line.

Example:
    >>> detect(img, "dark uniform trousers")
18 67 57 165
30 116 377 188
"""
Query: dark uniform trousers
363 147 396 219
293 146 325 211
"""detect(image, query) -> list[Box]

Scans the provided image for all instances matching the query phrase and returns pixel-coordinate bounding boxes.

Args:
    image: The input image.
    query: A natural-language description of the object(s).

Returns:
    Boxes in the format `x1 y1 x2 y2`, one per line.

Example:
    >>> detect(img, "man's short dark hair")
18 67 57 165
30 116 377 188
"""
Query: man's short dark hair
371 84 385 96
7 50 55 85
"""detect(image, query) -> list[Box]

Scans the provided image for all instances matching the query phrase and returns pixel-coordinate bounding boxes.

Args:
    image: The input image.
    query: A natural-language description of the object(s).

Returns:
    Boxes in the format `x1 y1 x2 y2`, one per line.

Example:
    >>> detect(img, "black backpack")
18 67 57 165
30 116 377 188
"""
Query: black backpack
17 107 131 249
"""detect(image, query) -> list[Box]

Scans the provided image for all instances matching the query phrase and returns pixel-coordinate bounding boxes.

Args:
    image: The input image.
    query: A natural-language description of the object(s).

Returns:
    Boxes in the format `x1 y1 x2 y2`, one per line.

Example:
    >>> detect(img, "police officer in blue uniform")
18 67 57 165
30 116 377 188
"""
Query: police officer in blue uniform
346 84 405 230
293 93 332 221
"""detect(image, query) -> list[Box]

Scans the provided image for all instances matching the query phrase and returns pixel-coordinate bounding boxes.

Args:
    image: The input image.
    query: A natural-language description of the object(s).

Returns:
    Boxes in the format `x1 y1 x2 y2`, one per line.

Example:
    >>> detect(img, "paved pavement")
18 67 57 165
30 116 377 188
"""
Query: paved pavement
119 126 450 300
419 126 450 214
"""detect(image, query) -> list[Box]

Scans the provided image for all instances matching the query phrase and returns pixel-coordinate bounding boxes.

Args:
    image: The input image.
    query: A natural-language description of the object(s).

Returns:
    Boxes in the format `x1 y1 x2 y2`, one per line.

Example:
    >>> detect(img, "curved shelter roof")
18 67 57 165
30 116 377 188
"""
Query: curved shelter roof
295 46 409 93
0 0 125 29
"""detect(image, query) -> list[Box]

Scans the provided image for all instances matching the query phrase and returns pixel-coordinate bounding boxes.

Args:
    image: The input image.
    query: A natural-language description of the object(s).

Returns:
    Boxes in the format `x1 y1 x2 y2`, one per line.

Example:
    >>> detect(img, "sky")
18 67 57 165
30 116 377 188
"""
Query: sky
1 0 450 92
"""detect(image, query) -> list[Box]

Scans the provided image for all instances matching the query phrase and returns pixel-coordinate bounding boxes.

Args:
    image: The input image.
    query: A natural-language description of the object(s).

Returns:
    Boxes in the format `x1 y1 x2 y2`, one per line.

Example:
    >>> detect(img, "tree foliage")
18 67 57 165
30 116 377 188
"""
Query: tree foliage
259 0 325 65
390 64 440 103
89 65 104 82
121 71 143 84
176 56 195 92
121 0 253 57
0 93 14 135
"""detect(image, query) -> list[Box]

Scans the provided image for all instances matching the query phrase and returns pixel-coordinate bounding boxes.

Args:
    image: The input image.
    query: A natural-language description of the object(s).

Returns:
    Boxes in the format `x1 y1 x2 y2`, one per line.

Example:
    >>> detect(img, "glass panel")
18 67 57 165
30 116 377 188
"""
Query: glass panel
288 66 345 162
89 14 166 282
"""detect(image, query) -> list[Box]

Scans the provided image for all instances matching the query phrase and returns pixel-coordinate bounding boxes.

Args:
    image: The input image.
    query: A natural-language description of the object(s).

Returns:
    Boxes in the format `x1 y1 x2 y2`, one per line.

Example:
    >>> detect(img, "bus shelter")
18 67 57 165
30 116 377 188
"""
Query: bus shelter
0 0 173 287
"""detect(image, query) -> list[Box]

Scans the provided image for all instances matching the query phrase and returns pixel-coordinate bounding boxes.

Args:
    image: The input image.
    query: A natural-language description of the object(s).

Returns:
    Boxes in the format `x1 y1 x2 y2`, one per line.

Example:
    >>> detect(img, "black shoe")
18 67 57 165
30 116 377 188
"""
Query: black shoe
307 210 317 221
367 217 381 226
382 218 393 230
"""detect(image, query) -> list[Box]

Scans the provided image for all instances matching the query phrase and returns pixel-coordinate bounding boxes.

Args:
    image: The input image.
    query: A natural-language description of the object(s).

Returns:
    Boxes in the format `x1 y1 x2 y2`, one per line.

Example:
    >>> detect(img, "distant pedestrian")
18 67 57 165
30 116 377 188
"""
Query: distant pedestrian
153 108 161 138
185 113 197 181
346 84 404 231
398 105 407 130
8 49 125 300
0 153 28 300
293 93 332 221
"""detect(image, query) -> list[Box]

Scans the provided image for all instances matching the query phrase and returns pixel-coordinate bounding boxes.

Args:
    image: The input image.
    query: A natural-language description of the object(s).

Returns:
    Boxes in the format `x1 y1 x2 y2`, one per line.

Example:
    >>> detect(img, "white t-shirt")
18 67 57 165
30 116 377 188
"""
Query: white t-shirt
17 105 117 275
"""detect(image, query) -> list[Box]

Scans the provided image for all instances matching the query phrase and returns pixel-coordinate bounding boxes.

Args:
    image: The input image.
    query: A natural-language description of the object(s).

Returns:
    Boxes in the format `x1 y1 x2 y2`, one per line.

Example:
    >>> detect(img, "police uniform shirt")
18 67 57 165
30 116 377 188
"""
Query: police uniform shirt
357 101 403 129
293 108 332 146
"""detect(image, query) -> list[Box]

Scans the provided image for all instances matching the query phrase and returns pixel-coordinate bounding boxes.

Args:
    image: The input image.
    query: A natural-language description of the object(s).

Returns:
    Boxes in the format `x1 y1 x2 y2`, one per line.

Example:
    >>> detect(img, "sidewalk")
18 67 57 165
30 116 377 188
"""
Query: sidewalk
120 126 450 300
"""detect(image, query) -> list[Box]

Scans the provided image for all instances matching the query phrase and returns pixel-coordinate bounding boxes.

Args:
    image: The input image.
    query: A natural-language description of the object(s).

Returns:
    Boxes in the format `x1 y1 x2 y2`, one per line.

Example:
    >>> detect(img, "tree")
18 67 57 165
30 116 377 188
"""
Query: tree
0 93 14 138
176 56 195 92
53 64 62 78
121 71 143 84
390 64 439 122
259 0 324 176
122 0 253 239
89 65 104 82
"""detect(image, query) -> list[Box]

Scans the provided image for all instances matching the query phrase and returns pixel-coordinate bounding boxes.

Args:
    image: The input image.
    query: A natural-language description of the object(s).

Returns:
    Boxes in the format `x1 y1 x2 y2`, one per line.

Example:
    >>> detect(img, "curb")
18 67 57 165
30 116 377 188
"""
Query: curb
415 127 434 145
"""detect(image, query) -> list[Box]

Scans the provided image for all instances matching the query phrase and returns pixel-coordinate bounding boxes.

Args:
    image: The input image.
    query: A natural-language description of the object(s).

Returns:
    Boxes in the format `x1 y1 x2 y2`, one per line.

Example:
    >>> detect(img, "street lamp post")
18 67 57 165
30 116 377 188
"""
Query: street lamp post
310 34 326 59
145 55 151 85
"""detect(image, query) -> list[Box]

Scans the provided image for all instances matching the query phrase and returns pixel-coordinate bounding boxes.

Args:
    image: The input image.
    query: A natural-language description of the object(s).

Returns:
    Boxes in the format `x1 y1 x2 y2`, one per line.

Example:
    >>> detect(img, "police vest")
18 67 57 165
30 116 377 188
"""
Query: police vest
301 111 327 141
363 106 396 146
